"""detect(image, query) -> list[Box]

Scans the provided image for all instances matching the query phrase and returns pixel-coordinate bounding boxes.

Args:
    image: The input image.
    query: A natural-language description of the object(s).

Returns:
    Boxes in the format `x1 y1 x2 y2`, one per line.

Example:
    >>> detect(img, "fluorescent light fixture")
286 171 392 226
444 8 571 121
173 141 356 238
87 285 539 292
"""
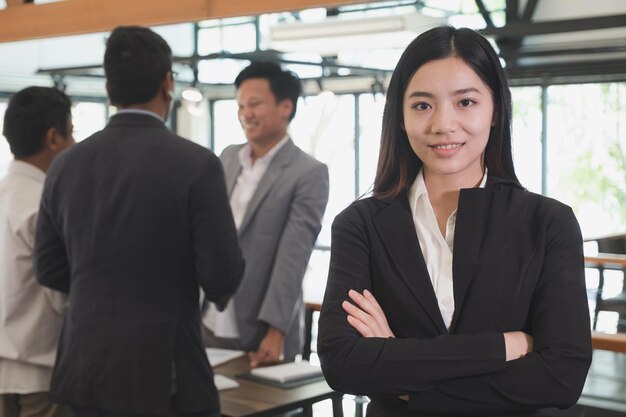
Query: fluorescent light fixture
270 15 407 41
268 12 445 55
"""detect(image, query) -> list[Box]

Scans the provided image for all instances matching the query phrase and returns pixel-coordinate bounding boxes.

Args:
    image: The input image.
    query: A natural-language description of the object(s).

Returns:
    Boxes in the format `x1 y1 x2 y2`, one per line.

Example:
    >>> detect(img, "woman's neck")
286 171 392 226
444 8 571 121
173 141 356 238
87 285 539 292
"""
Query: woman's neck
423 169 485 237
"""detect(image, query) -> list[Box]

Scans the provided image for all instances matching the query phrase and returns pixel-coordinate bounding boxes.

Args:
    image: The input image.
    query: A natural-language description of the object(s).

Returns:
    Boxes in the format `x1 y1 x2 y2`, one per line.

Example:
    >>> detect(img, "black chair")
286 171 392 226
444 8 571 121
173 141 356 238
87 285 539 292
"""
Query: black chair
592 234 626 332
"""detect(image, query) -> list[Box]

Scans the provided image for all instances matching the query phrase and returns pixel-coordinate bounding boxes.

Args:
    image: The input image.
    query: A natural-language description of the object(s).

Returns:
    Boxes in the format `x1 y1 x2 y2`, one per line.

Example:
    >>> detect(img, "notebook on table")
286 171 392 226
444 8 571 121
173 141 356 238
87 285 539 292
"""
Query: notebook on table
239 360 325 388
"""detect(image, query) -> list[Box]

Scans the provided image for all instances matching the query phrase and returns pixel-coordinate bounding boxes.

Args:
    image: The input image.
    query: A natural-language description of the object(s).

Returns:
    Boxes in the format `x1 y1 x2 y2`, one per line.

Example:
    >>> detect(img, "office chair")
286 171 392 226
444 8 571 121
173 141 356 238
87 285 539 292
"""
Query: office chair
592 234 626 332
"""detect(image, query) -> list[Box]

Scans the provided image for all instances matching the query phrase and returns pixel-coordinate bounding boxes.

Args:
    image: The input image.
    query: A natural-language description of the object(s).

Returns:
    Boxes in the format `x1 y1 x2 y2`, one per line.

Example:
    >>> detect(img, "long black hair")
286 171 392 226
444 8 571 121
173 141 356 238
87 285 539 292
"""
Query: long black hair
373 26 521 201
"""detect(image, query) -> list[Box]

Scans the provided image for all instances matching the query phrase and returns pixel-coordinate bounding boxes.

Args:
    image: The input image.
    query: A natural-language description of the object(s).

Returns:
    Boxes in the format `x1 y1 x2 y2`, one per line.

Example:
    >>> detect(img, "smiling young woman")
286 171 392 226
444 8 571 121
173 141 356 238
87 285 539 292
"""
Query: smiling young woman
318 26 592 417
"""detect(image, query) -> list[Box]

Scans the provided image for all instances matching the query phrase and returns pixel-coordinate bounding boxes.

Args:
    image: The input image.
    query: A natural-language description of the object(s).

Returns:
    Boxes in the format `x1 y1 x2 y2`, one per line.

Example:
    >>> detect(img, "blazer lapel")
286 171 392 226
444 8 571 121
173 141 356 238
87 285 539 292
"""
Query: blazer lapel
222 147 242 197
449 184 504 332
238 140 295 234
373 196 448 333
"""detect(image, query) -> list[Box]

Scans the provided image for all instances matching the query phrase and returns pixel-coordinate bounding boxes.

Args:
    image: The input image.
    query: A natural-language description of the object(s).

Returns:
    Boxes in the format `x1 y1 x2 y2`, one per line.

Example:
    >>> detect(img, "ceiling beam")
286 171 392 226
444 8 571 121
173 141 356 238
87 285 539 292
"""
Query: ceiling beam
521 0 538 21
483 14 626 37
505 0 519 22
506 58 626 80
474 0 494 29
0 0 368 43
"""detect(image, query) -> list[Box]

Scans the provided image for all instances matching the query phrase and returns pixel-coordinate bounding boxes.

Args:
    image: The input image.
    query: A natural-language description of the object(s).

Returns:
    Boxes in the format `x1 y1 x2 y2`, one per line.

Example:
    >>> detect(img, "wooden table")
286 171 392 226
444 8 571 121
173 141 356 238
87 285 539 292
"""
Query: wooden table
585 253 626 268
592 331 626 354
215 356 344 417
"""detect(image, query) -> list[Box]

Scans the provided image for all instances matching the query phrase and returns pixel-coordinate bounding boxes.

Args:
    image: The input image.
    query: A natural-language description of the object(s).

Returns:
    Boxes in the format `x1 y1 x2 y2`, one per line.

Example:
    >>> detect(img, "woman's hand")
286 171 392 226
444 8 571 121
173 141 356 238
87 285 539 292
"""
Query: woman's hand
503 331 533 361
342 289 395 338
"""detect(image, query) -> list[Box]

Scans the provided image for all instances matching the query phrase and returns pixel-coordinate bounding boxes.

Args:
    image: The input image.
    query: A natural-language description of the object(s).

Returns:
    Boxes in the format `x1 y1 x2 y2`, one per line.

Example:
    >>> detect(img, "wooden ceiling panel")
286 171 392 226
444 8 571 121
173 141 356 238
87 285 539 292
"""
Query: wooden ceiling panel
0 0 368 43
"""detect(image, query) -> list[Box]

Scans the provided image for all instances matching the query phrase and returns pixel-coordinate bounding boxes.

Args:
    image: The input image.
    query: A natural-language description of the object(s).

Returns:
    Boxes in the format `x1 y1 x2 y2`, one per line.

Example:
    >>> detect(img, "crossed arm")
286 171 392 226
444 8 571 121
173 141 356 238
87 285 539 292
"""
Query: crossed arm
343 289 533 361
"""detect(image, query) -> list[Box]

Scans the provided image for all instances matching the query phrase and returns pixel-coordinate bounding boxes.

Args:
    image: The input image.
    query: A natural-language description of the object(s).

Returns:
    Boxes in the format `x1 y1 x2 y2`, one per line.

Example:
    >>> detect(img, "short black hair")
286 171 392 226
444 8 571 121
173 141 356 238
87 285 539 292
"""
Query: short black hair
104 26 172 106
3 86 72 158
235 61 302 121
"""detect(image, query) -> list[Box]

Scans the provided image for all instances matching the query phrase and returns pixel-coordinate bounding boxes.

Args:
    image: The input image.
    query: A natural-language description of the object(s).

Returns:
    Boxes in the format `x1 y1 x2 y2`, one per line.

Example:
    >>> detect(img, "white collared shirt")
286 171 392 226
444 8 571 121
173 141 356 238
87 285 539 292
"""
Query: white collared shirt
408 169 487 330
0 160 67 393
203 135 289 338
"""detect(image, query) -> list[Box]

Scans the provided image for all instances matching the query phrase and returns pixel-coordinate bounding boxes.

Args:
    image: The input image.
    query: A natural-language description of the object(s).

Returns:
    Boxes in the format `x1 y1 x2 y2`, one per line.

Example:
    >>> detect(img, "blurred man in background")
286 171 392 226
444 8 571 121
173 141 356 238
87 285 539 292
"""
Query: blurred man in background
0 86 74 417
35 26 243 417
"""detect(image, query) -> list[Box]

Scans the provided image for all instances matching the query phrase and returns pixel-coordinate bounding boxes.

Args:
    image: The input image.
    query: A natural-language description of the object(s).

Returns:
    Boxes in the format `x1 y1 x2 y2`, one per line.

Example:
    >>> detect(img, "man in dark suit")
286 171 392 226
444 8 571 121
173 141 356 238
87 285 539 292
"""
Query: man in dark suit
34 26 244 417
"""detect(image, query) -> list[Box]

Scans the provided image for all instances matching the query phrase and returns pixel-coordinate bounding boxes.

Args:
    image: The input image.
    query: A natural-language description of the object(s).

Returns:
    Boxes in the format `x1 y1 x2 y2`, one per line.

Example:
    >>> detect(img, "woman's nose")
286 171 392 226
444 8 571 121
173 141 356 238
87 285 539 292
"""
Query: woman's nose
430 106 458 134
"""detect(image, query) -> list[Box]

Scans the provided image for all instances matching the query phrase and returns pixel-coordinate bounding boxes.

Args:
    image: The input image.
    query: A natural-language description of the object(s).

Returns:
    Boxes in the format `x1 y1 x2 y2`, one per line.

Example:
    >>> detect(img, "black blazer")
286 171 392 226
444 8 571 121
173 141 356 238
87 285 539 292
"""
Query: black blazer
318 175 592 417
35 113 244 415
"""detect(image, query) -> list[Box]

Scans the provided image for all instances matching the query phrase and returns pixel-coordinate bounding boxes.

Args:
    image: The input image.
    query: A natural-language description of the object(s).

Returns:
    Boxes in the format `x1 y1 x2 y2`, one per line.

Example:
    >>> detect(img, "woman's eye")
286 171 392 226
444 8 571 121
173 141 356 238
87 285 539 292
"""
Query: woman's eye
459 99 474 107
412 102 430 110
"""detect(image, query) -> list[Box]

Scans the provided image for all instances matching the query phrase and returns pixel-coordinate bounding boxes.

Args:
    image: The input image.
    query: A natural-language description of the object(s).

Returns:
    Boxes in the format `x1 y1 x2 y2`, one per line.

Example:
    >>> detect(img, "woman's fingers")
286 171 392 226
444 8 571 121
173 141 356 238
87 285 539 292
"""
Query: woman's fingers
348 290 392 332
363 289 393 331
346 314 374 337
342 291 395 338
342 300 376 327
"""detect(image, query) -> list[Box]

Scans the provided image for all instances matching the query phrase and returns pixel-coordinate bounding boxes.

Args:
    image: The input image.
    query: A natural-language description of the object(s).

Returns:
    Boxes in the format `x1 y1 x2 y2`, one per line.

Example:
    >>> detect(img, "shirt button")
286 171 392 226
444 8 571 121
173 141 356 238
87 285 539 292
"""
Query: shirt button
441 297 453 307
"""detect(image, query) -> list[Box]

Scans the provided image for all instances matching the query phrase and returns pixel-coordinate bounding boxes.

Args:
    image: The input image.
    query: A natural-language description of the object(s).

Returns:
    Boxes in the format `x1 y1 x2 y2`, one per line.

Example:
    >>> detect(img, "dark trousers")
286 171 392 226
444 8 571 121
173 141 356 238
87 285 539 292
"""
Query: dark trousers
0 393 67 417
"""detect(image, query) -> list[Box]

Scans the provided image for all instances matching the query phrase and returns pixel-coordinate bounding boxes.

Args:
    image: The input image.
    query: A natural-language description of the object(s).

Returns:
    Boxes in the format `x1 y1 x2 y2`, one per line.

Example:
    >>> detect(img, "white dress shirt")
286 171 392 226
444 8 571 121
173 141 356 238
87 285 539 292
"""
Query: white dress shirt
0 160 67 393
408 169 487 330
203 135 289 338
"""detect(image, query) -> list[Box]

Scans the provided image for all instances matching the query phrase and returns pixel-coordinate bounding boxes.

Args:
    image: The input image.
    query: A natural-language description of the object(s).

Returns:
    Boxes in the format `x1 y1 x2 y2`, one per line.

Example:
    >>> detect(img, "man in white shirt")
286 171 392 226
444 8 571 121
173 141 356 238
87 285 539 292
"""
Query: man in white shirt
202 62 329 367
0 86 74 417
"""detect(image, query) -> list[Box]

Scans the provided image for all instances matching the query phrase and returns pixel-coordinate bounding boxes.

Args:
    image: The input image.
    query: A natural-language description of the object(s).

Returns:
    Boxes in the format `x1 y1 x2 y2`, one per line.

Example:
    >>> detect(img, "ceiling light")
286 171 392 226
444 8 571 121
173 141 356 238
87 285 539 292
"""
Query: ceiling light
181 85 203 103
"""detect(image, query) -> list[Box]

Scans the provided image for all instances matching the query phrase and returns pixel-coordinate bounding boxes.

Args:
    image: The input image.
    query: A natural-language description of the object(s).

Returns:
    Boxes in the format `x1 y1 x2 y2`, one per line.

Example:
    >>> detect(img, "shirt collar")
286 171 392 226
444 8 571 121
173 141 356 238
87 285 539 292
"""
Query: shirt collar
238 134 290 168
408 168 489 215
7 160 46 183
115 108 164 123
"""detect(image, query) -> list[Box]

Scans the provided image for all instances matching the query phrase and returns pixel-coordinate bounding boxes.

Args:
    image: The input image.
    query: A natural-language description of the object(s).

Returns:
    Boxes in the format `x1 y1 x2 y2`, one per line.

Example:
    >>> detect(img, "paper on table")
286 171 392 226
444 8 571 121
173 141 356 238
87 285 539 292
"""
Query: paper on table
214 374 239 391
206 347 245 367
249 360 323 384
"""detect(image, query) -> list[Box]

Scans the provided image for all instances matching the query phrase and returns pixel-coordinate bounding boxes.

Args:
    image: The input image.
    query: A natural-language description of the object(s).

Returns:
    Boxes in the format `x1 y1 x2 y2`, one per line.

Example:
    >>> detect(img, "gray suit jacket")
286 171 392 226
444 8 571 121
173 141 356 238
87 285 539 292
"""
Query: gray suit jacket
221 138 329 359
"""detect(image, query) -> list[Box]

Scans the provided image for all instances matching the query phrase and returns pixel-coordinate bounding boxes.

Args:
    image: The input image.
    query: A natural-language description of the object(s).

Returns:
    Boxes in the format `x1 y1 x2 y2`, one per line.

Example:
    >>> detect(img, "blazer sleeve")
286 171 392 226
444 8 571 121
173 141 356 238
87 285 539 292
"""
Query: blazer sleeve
257 162 329 333
35 179 71 294
406 206 592 414
318 205 508 396
191 154 244 310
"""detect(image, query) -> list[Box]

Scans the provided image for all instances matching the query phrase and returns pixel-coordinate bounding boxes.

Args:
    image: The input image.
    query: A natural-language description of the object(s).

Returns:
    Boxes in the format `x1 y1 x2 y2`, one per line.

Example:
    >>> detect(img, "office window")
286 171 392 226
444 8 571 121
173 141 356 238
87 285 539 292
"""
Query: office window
212 99 243 155
291 93 356 247
358 93 385 197
546 83 626 238
198 22 257 55
511 86 543 194
72 101 107 142
291 93 356 303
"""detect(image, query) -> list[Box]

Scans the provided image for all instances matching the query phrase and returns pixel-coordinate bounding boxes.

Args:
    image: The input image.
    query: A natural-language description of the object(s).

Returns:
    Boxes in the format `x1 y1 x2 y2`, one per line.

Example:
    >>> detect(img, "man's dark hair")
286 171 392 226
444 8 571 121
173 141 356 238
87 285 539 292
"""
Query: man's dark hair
3 86 71 158
235 61 302 121
104 26 172 106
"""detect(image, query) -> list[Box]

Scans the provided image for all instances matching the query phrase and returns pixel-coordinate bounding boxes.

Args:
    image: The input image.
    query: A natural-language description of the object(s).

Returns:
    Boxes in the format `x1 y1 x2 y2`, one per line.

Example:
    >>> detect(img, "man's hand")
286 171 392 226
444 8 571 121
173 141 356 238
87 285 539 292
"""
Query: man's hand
248 326 284 368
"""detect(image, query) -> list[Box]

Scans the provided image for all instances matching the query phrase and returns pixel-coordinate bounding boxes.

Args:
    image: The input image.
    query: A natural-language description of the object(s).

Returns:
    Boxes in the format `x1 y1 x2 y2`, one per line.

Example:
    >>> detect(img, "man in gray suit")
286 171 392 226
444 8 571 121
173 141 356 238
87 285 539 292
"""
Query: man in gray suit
202 61 329 367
